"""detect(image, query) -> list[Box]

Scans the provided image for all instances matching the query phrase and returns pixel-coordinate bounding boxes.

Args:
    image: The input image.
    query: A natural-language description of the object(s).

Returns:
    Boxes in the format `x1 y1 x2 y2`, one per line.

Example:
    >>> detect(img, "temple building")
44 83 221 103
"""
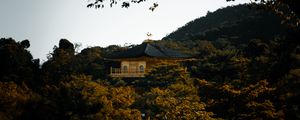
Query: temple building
106 41 190 78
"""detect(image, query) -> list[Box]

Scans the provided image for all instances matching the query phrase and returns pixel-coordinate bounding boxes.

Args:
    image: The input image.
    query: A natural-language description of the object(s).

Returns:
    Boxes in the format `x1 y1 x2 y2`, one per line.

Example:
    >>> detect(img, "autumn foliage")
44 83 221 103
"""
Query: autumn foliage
1 3 300 120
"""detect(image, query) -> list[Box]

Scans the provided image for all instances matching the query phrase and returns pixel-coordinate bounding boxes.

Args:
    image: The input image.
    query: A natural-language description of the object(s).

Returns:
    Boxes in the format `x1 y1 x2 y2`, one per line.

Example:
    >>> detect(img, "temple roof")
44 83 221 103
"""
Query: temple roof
108 42 189 58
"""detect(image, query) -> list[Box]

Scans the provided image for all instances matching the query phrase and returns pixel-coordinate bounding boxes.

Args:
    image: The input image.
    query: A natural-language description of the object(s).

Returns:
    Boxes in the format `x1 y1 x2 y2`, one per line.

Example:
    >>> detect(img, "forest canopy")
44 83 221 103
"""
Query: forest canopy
1 3 300 120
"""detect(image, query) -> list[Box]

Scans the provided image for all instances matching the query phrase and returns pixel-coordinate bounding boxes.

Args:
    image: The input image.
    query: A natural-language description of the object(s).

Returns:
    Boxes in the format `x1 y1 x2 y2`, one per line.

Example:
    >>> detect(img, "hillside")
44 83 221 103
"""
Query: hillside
163 4 286 45
1 4 300 120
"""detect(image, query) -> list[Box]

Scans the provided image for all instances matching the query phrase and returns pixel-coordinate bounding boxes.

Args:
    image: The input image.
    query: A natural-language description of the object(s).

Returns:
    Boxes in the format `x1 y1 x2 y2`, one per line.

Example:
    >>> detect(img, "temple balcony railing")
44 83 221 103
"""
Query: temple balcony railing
110 67 146 78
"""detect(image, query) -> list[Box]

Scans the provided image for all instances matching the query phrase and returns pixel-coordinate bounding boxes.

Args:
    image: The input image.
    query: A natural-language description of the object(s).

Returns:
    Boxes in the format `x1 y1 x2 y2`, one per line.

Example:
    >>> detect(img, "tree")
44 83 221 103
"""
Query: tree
41 74 111 119
228 0 300 29
0 81 37 120
42 39 77 85
133 63 217 119
0 38 41 120
86 0 158 11
0 38 40 88
143 86 215 119
228 0 300 17
20 40 30 49
197 79 283 119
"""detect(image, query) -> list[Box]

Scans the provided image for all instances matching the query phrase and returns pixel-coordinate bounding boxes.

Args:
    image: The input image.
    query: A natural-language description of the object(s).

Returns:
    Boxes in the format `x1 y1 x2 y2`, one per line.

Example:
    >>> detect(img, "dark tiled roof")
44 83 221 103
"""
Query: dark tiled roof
109 42 189 58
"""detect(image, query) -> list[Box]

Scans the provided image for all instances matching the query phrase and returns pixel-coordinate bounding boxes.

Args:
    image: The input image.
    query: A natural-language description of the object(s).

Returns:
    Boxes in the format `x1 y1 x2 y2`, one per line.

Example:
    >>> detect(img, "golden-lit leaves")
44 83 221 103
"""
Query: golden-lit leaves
81 81 109 105
243 100 284 119
110 86 136 108
165 99 214 120
242 80 275 99
0 81 36 118
144 86 215 119
146 63 191 85
219 84 241 95
198 79 281 119
168 83 198 97
0 82 32 107
112 108 142 120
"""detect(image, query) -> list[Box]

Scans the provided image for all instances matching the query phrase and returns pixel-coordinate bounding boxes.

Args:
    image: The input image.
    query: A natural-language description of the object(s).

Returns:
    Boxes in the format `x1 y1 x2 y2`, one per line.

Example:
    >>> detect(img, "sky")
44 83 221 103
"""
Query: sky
0 0 249 61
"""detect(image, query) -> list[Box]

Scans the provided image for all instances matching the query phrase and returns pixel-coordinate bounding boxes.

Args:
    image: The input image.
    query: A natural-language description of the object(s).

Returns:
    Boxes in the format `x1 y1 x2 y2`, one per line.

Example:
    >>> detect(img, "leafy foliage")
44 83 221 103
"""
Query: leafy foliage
1 3 300 119
163 4 285 43
86 0 158 11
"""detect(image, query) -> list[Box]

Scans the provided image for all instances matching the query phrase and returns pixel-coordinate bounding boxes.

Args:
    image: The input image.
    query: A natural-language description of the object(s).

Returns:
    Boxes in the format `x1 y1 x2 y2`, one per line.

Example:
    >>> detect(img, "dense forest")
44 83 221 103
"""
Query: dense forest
1 4 300 120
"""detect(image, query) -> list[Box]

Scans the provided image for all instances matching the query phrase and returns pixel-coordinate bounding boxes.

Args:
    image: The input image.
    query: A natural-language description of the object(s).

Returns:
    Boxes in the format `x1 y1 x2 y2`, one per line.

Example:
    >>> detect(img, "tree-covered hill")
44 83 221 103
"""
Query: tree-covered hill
163 4 286 45
1 4 300 120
